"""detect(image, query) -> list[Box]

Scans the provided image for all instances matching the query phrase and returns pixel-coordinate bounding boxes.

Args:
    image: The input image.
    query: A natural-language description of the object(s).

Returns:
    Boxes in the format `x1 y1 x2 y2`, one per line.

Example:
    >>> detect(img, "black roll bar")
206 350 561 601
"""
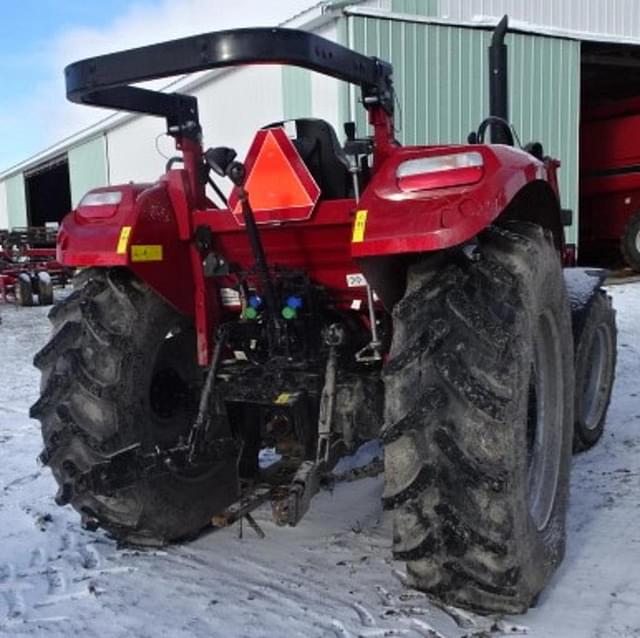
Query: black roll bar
65 27 394 138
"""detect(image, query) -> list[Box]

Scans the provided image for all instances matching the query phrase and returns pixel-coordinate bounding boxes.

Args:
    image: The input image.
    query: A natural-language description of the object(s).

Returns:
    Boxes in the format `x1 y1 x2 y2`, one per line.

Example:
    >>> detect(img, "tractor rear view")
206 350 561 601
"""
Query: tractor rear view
31 18 617 614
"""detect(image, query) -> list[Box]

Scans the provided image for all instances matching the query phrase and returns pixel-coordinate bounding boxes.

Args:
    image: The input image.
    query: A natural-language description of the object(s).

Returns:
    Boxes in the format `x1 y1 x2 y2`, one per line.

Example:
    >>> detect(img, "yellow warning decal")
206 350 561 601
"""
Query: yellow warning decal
352 209 368 243
274 393 291 405
116 226 132 254
131 245 163 262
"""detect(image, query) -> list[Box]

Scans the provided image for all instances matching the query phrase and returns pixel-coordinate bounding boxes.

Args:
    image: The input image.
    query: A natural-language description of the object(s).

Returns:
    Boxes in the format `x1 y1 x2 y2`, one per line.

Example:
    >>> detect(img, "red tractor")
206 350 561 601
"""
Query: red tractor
31 18 617 614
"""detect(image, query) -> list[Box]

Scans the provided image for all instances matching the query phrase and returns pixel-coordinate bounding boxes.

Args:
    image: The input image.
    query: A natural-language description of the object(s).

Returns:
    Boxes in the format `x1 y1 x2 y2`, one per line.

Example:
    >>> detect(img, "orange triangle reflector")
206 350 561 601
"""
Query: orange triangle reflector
230 128 320 224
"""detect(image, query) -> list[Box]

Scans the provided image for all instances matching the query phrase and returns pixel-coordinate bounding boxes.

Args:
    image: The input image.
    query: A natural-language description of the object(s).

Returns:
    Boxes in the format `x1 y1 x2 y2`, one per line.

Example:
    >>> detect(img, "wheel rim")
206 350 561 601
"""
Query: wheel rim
635 228 640 254
526 310 564 531
581 323 614 431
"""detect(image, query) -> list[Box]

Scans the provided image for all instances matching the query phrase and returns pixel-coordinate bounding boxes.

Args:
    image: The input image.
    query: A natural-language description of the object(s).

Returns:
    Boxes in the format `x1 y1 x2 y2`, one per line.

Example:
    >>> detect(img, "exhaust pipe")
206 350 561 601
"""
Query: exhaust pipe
489 15 509 144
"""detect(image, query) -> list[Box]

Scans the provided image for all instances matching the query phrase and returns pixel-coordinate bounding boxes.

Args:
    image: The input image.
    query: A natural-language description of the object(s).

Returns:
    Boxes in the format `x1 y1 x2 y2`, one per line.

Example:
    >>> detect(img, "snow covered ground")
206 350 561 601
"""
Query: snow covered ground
0 282 639 638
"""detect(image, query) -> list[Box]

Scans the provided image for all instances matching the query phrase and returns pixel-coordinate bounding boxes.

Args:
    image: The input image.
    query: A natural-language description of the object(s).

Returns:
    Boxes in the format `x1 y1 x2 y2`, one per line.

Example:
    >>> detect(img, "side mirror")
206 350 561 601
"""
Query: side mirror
205 147 237 177
205 147 246 187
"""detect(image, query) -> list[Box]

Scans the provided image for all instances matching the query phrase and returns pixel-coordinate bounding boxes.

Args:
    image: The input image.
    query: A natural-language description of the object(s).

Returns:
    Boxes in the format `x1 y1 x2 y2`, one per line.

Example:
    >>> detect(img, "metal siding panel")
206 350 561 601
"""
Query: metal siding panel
282 66 312 121
0 181 8 229
402 21 415 144
354 16 369 134
415 21 427 145
344 16 580 240
106 116 166 186
68 136 108 208
430 25 441 141
310 22 341 130
508 33 580 242
391 0 437 16
337 17 351 129
392 21 405 136
435 0 640 42
5 173 27 229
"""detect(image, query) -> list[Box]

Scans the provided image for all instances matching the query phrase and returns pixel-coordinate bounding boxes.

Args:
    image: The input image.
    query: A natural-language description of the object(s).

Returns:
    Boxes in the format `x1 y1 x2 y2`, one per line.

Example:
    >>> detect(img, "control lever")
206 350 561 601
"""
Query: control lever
208 146 278 345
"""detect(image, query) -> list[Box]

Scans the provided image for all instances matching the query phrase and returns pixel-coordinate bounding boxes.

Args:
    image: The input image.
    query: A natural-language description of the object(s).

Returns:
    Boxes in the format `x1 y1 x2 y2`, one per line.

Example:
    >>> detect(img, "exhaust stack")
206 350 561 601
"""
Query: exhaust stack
489 15 509 144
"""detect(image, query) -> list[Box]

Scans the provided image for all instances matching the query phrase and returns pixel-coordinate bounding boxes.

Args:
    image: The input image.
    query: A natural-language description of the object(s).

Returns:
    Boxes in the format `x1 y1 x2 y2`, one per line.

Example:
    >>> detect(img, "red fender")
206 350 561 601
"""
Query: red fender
57 173 222 364
351 144 559 258
57 179 195 315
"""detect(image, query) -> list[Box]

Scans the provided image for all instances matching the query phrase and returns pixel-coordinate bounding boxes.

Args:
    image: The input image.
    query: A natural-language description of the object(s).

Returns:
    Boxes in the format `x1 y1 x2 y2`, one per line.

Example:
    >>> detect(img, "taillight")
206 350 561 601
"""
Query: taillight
76 190 123 220
80 191 123 206
396 152 484 192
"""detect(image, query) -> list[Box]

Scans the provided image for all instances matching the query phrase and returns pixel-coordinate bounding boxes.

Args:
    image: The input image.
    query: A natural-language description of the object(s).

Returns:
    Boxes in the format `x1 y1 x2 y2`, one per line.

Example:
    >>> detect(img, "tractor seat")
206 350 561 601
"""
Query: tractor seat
263 118 352 200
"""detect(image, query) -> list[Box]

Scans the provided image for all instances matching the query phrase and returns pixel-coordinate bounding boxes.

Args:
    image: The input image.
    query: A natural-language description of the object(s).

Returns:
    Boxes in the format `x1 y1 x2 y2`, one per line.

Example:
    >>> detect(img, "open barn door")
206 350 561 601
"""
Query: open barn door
24 155 72 227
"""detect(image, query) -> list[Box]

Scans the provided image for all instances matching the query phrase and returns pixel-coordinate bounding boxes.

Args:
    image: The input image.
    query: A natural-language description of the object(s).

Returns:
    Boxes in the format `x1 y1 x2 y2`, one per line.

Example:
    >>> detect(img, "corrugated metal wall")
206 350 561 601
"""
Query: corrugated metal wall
391 0 437 16
283 22 341 130
355 0 436 14
282 66 313 120
4 173 27 228
437 0 640 42
341 14 580 242
68 136 108 208
0 181 8 229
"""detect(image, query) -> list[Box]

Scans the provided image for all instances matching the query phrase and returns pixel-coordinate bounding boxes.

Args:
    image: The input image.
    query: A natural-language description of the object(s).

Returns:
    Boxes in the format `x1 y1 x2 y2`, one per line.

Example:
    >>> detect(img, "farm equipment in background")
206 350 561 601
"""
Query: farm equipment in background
0 227 72 306
580 97 640 272
31 17 617 614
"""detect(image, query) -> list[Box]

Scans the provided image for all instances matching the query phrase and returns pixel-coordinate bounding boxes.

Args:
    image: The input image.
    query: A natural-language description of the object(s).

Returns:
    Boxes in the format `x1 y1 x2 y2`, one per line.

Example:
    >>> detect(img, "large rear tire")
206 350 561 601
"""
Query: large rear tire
31 268 238 545
573 290 617 452
383 222 574 614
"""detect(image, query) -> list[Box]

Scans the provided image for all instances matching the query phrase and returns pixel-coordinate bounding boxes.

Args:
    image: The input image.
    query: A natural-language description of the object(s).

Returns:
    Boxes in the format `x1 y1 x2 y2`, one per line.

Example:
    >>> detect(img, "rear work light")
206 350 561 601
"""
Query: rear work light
79 191 123 206
76 190 123 220
396 152 484 192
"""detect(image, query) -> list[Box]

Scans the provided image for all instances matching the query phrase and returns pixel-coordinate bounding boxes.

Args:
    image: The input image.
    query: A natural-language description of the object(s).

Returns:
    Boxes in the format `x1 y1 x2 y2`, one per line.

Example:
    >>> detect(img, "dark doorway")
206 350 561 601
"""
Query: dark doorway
582 41 640 108
24 156 72 227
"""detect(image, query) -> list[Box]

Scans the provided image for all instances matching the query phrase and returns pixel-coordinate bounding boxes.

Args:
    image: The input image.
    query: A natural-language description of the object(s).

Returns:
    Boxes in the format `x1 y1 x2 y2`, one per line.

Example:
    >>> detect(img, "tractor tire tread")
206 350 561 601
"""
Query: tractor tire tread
383 221 574 614
32 267 237 546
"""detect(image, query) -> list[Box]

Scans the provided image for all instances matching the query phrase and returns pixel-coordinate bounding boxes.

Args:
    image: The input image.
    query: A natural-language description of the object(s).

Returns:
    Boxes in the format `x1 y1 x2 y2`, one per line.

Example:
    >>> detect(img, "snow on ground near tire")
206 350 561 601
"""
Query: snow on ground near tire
0 284 639 638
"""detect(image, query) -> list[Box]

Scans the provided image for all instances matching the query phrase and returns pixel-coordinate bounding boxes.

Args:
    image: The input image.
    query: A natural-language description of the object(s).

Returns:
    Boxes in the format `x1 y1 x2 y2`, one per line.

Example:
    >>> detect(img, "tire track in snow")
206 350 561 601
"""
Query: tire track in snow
0 532 107 627
165 547 446 637
0 562 27 621
2 471 41 493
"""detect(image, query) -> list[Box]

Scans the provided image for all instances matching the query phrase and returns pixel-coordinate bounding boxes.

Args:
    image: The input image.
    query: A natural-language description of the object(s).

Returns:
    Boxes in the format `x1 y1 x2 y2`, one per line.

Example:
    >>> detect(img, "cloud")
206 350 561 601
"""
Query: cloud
1 0 317 170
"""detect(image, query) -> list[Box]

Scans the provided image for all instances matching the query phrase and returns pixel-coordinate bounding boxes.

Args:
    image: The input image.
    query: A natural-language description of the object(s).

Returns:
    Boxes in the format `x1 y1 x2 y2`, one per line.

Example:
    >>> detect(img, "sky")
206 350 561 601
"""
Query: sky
0 0 316 171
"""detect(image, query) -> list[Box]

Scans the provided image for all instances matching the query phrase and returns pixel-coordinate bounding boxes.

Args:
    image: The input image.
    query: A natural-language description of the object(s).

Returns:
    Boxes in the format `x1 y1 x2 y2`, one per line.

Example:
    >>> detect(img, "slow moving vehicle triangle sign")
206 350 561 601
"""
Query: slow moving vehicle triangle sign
229 127 321 224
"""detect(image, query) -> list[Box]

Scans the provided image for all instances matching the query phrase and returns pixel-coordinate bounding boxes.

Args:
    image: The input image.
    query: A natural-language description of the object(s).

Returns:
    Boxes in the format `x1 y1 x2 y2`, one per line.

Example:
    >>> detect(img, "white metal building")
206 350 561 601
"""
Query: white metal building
2 0 640 248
